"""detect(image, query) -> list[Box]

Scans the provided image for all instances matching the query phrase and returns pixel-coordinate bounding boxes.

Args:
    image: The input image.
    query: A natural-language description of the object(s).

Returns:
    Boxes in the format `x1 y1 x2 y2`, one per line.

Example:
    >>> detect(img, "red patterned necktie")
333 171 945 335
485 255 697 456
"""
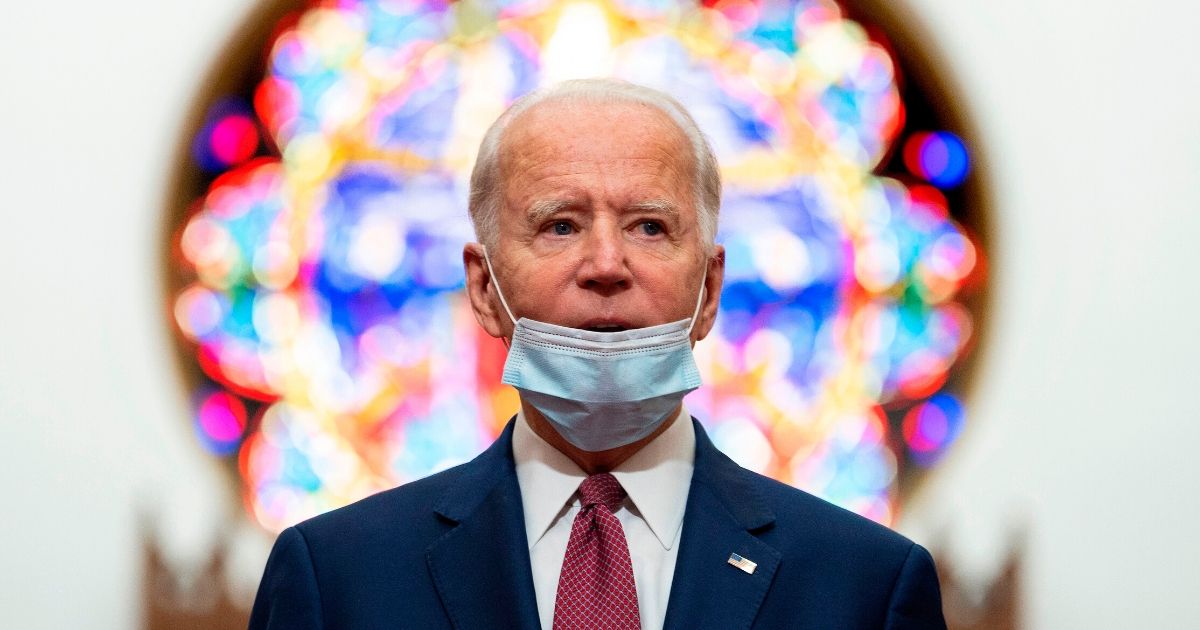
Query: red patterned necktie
552 473 641 630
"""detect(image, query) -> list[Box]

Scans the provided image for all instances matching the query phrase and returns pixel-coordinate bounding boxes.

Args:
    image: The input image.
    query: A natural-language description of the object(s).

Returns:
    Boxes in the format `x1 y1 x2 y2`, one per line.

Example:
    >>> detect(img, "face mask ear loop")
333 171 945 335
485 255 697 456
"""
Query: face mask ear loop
481 246 518 327
686 265 709 337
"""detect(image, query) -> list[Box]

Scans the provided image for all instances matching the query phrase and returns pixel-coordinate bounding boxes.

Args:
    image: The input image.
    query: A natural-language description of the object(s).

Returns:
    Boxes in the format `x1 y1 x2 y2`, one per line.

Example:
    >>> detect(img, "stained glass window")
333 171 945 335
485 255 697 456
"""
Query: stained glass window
170 0 985 532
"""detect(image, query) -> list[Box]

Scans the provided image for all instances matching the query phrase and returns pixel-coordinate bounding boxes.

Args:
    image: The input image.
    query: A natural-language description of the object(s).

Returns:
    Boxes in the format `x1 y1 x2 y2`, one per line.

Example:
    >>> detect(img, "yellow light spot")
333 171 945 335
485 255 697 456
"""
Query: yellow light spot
543 3 614 83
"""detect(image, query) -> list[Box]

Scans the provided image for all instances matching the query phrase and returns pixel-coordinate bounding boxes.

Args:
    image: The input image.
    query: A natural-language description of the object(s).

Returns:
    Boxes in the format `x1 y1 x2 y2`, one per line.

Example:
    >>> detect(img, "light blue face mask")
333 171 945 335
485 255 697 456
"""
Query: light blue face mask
483 248 706 452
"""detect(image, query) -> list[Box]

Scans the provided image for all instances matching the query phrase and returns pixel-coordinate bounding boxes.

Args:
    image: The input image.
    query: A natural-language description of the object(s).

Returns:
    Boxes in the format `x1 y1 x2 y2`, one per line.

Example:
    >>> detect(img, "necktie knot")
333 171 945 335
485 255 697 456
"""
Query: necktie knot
578 473 626 513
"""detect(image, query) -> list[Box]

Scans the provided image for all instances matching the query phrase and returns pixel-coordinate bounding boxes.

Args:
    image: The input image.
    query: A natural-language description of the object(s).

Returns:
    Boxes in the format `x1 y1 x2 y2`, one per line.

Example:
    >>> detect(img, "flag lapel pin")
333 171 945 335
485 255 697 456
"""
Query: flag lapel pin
727 552 757 575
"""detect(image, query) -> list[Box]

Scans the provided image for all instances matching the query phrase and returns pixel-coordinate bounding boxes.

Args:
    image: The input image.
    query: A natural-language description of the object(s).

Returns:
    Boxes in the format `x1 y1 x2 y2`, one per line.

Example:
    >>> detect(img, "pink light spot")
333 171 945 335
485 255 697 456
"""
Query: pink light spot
903 402 947 453
210 115 259 166
199 391 247 443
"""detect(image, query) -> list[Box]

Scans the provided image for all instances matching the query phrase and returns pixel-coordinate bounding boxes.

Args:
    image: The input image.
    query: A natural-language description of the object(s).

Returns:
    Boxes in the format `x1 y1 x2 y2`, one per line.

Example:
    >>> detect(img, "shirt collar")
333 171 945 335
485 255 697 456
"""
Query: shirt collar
512 406 696 551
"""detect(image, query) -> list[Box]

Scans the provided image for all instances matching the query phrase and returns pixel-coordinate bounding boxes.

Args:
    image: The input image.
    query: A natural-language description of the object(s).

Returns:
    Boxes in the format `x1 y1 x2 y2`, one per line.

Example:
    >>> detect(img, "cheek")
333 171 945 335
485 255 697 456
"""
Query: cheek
633 268 699 311
509 260 576 301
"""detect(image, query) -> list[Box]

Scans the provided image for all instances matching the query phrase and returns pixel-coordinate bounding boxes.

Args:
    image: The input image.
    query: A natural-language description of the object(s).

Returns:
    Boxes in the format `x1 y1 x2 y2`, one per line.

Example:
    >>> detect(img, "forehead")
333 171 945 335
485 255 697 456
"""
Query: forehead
496 99 695 204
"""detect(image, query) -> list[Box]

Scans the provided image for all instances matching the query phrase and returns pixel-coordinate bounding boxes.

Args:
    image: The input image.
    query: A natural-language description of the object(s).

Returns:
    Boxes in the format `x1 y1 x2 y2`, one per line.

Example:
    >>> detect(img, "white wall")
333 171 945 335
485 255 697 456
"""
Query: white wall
0 2 264 628
1 1 1196 628
897 1 1200 627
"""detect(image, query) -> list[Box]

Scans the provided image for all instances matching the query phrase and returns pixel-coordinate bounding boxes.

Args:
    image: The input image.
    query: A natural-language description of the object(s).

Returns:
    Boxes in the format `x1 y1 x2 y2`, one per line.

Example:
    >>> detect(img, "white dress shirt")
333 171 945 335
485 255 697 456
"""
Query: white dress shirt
512 406 696 630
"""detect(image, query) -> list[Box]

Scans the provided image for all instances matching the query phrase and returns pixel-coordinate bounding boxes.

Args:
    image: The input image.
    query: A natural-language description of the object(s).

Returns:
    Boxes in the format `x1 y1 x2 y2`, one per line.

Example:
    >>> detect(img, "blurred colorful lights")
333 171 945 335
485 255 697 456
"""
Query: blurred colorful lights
903 131 970 188
902 393 964 466
193 101 262 172
173 0 983 532
210 116 260 166
196 389 249 456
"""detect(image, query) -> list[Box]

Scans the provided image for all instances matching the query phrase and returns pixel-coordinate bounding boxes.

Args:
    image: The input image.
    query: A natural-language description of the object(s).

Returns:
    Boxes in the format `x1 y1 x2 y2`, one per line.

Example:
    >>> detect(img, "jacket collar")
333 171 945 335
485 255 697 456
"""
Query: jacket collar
662 418 781 630
688 417 776 530
430 419 520 523
426 419 541 630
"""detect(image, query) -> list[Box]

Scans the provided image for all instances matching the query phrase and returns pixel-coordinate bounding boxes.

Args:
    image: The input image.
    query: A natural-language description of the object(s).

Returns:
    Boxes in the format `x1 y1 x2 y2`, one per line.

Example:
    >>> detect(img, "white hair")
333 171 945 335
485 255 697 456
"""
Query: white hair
468 78 721 253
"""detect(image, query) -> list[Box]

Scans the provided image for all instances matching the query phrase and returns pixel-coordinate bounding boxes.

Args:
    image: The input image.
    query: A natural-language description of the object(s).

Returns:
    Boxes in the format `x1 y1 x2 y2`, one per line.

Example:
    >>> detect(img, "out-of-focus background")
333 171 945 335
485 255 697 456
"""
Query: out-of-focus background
1 0 1197 628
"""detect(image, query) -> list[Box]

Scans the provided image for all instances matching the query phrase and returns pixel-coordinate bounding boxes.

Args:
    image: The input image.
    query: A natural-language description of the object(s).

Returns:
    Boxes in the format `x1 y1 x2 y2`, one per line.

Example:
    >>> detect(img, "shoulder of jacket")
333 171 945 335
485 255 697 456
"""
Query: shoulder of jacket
742 467 916 556
292 459 475 542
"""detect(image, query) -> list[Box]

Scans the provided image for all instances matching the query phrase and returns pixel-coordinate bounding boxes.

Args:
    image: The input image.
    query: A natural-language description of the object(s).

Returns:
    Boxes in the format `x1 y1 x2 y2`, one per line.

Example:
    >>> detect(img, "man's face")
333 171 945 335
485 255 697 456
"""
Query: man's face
465 100 723 340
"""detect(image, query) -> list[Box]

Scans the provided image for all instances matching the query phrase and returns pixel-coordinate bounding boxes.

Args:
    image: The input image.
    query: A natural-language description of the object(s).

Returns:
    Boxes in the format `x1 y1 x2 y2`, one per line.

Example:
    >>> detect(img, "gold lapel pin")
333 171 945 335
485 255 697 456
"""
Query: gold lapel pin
727 552 757 575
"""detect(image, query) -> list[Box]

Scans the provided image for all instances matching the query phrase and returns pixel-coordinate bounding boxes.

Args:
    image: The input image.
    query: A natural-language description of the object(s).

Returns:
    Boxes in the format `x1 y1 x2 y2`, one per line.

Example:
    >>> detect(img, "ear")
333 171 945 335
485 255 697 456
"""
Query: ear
463 242 511 340
691 244 725 342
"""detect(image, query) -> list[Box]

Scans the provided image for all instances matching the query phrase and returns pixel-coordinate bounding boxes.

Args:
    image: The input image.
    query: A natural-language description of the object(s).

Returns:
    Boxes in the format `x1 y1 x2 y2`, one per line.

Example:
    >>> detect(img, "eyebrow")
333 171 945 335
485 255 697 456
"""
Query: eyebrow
627 199 679 217
524 198 681 225
525 199 573 225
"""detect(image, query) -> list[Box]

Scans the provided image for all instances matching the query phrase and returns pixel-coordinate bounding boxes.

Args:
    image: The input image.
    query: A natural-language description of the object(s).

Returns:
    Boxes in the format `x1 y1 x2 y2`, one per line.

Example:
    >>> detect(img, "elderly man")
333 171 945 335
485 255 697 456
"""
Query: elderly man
250 79 946 629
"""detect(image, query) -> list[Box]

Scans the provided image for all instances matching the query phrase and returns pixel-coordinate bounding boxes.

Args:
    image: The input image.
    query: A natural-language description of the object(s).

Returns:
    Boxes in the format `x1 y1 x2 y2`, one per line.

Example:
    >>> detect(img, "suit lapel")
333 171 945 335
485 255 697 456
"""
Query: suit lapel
426 421 541 630
663 419 781 630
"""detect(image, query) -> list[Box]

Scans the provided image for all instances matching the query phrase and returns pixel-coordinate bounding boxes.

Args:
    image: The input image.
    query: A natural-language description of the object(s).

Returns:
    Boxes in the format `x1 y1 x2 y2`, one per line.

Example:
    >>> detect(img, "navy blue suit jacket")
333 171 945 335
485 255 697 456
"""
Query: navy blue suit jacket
250 418 946 629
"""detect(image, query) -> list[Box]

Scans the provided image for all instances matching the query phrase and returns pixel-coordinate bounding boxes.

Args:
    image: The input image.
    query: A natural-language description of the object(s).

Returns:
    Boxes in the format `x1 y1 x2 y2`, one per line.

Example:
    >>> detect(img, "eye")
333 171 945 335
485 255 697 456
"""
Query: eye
551 221 574 236
639 221 664 236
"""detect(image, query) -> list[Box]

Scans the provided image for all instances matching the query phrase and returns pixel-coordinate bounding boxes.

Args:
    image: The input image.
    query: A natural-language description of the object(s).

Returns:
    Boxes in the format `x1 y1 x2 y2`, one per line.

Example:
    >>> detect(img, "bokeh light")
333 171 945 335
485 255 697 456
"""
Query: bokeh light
172 0 984 532
903 130 970 188
195 389 249 456
902 393 964 466
192 100 262 173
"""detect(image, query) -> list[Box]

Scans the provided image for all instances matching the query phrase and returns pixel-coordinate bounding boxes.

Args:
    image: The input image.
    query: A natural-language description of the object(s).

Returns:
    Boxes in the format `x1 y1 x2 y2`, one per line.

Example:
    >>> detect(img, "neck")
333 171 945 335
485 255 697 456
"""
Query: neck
520 400 681 475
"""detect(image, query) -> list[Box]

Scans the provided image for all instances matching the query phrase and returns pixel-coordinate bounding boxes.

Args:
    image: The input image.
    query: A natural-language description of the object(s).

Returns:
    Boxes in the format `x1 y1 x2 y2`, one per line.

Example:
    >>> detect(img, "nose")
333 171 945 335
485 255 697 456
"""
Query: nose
576 223 631 295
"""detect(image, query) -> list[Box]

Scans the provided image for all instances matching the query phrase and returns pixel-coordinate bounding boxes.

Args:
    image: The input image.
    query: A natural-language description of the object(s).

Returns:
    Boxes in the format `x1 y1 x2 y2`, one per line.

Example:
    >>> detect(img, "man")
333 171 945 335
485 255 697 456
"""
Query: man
250 78 946 629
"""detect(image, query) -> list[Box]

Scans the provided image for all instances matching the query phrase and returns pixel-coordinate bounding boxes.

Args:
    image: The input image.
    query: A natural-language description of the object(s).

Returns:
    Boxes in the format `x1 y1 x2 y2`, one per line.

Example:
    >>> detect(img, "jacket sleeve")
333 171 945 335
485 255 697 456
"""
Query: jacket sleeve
883 543 947 630
249 526 324 630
